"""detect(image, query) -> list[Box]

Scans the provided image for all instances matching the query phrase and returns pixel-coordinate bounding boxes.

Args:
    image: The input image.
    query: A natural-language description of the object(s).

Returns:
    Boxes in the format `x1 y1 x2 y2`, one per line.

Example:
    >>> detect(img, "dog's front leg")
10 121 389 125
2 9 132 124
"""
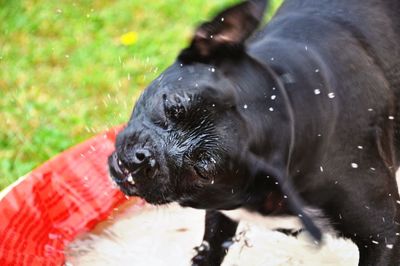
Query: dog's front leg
191 210 238 266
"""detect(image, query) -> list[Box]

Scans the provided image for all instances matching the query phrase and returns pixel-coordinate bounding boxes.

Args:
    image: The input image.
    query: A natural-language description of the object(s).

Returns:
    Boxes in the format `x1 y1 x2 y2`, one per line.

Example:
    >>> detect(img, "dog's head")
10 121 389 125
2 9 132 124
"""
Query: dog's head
109 0 283 209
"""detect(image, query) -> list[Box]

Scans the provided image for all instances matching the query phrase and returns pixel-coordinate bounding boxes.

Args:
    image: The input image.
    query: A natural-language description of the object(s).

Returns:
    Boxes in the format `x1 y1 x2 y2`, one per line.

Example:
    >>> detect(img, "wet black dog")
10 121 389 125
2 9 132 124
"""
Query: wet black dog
109 0 400 265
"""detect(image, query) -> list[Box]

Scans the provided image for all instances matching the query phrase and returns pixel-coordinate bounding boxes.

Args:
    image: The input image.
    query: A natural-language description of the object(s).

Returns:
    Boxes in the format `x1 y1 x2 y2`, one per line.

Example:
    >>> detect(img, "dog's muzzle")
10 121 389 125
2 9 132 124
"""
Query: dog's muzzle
108 147 158 195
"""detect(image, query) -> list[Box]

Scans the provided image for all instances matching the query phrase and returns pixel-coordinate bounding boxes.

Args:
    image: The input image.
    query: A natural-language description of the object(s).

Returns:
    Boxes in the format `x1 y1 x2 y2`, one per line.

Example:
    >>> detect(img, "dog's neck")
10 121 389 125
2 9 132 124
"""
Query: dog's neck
247 39 339 177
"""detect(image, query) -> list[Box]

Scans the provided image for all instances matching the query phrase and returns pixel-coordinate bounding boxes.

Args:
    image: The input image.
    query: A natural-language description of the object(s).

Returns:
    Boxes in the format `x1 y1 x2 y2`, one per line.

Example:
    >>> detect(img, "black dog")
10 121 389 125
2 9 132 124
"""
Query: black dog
108 0 400 265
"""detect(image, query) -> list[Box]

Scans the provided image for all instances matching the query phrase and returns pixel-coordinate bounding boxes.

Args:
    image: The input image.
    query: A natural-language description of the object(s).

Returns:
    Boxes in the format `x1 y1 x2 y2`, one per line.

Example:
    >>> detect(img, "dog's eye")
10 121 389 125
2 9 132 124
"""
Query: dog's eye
193 156 216 181
165 103 185 121
163 93 189 122
193 164 209 181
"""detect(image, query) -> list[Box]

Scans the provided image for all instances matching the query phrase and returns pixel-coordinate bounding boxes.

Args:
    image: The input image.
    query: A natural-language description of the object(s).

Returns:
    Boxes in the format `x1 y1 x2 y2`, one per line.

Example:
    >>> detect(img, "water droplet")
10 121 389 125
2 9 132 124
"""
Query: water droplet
305 46 308 51
221 17 225 22
386 244 394 249
328 92 335 98
315 69 320 73
351 163 359 168
244 104 248 109
178 77 183 81
320 166 324 172
314 89 321 95
368 108 374 112
271 95 276 100
269 107 274 112
388 116 395 120
270 57 275 61
358 146 364 150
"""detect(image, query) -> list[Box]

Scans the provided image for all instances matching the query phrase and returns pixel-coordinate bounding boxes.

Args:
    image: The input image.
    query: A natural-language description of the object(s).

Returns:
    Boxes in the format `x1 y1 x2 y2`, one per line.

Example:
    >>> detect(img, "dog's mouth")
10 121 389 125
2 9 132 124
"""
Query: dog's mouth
108 152 139 196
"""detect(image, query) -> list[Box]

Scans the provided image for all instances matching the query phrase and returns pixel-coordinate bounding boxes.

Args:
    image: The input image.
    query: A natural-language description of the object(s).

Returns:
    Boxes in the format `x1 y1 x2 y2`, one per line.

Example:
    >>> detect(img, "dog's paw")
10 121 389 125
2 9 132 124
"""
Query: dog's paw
191 241 215 266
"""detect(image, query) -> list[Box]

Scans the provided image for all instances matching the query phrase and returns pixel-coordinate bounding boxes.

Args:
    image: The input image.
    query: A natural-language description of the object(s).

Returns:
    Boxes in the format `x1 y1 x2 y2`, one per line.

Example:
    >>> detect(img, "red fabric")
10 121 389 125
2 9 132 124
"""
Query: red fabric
0 126 143 265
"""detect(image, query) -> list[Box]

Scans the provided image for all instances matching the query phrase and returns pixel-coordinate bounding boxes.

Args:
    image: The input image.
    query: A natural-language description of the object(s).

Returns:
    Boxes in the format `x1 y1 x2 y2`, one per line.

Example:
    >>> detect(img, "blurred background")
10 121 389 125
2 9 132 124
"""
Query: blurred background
0 0 282 191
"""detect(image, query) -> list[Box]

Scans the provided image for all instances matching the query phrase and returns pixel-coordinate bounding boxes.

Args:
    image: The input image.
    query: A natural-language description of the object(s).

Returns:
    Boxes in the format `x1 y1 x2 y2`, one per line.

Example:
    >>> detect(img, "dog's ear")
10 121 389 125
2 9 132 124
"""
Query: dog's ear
179 0 268 64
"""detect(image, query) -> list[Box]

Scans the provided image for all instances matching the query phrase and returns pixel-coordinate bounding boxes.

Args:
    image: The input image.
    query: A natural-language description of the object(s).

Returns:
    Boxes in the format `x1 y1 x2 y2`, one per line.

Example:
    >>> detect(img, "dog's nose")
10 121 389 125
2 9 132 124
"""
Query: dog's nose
128 147 157 177
132 148 152 165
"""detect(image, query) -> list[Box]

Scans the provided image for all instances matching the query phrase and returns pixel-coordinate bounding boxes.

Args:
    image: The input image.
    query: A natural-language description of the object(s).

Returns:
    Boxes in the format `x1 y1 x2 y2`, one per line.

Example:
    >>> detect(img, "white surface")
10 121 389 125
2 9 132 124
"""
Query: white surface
66 170 400 266
66 204 358 266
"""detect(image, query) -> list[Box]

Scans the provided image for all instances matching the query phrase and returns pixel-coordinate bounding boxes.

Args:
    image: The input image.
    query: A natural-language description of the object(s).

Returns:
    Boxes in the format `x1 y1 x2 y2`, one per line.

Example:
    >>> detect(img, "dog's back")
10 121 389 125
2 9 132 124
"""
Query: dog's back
302 0 400 164
254 0 400 166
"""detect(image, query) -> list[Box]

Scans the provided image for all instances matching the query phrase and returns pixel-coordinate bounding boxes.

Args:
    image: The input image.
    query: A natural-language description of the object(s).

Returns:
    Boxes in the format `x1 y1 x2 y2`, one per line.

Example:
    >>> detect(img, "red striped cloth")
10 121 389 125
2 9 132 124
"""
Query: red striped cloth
0 126 141 266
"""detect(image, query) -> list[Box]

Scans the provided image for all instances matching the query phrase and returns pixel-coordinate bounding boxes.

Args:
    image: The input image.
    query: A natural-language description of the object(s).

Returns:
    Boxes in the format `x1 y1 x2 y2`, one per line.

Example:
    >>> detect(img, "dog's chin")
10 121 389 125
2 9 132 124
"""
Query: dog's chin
177 196 242 210
144 197 173 206
120 185 175 206
115 182 139 197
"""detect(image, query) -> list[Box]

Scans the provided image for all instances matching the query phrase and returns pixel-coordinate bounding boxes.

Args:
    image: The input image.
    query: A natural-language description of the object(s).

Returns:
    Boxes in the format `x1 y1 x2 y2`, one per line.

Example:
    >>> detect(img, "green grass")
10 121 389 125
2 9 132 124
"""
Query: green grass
0 0 282 191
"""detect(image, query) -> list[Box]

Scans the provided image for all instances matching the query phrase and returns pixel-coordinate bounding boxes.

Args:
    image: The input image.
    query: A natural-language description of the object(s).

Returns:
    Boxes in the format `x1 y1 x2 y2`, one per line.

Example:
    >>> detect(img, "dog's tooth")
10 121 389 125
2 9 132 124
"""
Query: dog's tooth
127 174 135 185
